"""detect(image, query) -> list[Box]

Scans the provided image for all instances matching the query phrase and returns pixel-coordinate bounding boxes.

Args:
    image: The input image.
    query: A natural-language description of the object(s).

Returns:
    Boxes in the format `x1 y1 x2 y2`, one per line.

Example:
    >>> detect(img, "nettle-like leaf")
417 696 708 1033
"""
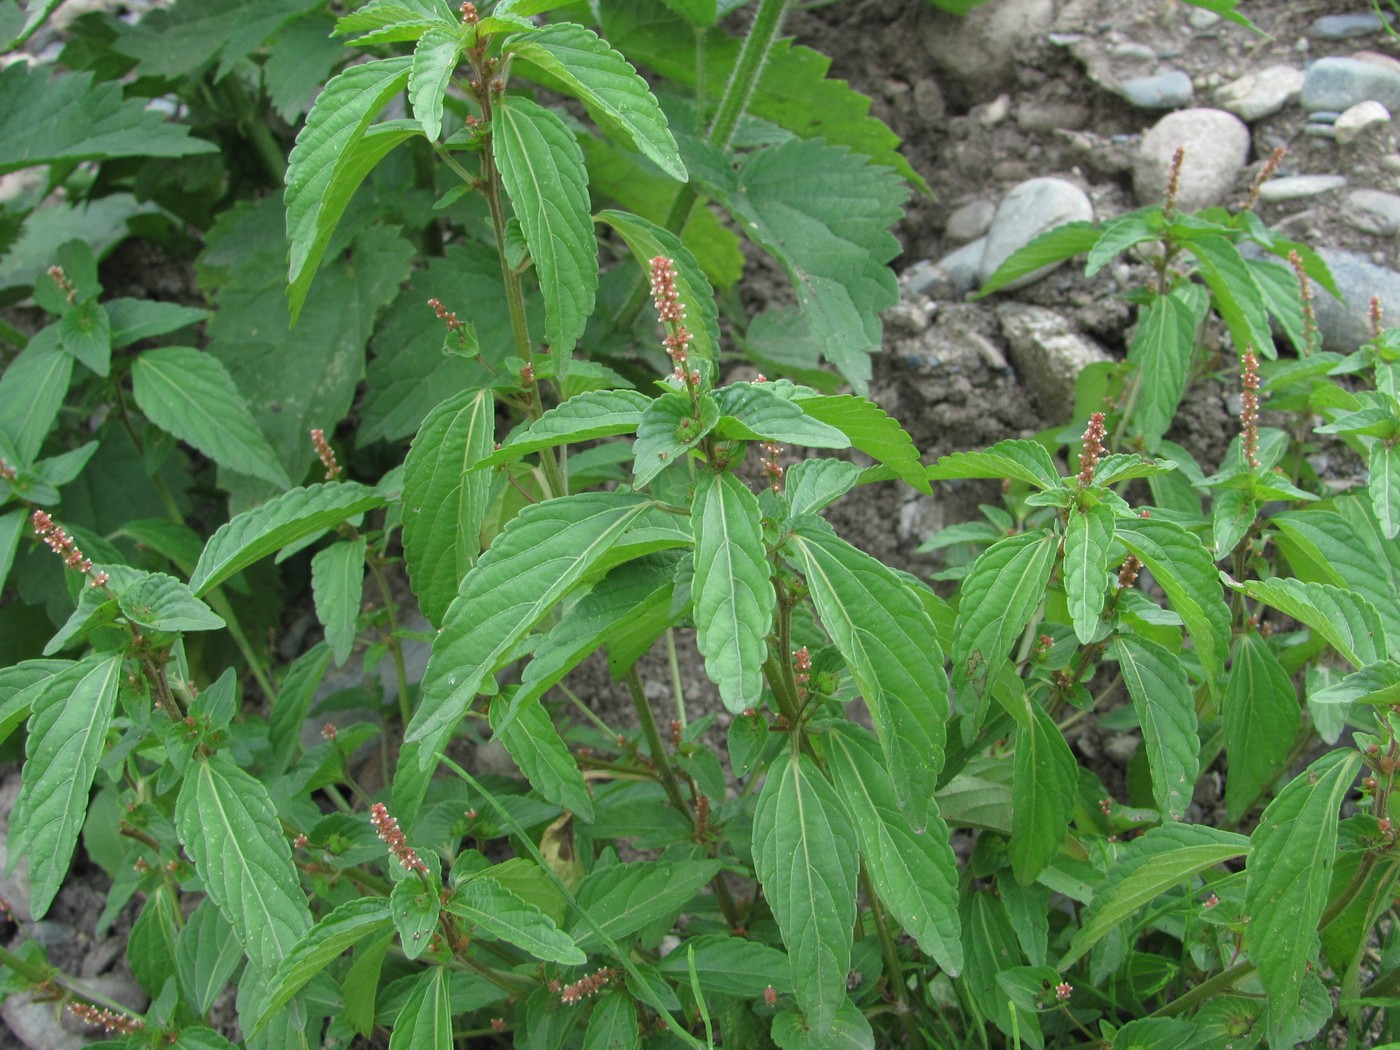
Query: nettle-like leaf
0 339 73 464
793 393 928 494
632 390 718 489
788 519 946 832
977 222 1102 298
18 654 121 918
493 95 597 364
131 347 291 490
1064 502 1114 644
1371 442 1400 539
654 934 793 998
691 472 774 713
1246 749 1361 1046
310 537 365 667
114 0 317 80
754 751 858 1035
177 901 245 1017
785 460 863 518
1223 632 1299 822
477 389 648 469
334 0 456 43
571 860 720 950
1237 577 1385 669
489 693 594 820
388 967 452 1050
1128 284 1209 448
926 439 1062 491
408 28 463 141
505 22 685 180
1184 235 1275 359
402 388 497 626
1009 701 1076 884
712 383 849 448
189 482 385 596
445 875 584 964
1112 635 1200 822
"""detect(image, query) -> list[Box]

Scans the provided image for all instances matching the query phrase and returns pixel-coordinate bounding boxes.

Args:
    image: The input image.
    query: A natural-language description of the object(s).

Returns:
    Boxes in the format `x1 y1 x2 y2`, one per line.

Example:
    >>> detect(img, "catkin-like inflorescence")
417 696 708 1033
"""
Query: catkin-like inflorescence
560 966 617 1005
31 509 108 588
1076 412 1107 488
1240 348 1261 470
370 802 428 875
310 428 342 480
68 1003 144 1035
1287 250 1318 356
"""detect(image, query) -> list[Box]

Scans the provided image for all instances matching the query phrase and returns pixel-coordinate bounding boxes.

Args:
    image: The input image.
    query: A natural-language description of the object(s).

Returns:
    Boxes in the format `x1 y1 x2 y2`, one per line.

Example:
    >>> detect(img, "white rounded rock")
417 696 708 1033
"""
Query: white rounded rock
1133 108 1251 211
1214 65 1305 121
1336 99 1392 144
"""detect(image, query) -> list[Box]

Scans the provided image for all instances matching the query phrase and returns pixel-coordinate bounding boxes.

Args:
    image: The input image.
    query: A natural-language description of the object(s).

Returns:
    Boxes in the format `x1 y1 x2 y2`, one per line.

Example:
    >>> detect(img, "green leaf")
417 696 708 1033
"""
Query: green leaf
506 22 684 180
477 389 648 468
18 654 121 918
269 643 332 775
285 57 415 317
1309 661 1400 707
654 934 793 997
1371 442 1400 539
409 28 462 141
0 509 26 599
952 531 1058 703
489 692 594 821
976 221 1101 297
1112 635 1200 822
691 472 774 713
190 482 385 596
632 390 717 488
175 756 313 976
1116 517 1231 689
132 347 291 489
1224 633 1299 822
311 537 365 667
0 62 215 176
410 492 654 751
104 299 206 350
494 95 597 361
1064 502 1115 644
1085 212 1159 276
1250 259 1311 355
925 439 1062 491
117 571 225 633
712 383 850 448
58 300 111 376
1211 488 1255 560
391 868 441 960
793 394 928 494
572 859 720 950
1128 285 1208 448
1245 749 1361 1045
129 887 178 995
335 0 455 40
771 1000 874 1050
826 726 962 975
388 967 453 1050
255 898 392 1033
1184 235 1274 358
1237 577 1384 669
177 901 245 1017
0 339 72 463
1274 511 1400 653
402 388 497 626
444 875 585 964
1061 824 1249 969
1010 702 1077 884
582 987 641 1050
787 520 947 831
753 751 859 1035
115 0 316 79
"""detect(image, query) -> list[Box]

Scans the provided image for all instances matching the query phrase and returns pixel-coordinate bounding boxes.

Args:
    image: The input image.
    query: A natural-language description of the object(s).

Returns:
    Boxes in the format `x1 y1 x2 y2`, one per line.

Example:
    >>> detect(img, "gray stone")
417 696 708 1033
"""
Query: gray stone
1189 8 1222 30
921 0 1054 94
1119 69 1194 109
1311 249 1400 351
1307 111 1343 124
1301 56 1400 114
1016 99 1090 133
945 199 996 243
1310 12 1395 40
1257 174 1349 202
904 238 986 300
1109 41 1157 65
1336 99 1392 143
978 178 1095 291
1342 188 1400 234
1133 108 1251 211
1214 65 1305 121
996 303 1113 422
1304 123 1340 139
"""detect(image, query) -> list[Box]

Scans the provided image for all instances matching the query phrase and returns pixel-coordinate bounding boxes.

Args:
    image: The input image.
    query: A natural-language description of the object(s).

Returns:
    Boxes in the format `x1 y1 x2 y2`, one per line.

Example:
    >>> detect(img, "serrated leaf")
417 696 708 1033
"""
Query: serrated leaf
0 339 73 464
255 898 392 1034
190 482 384 595
18 654 121 918
1112 635 1200 822
1116 517 1231 689
1065 502 1114 644
494 95 597 361
103 295 201 351
0 62 215 176
118 571 225 633
1010 702 1077 884
269 643 331 775
391 869 440 960
583 987 641 1050
506 22 684 180
1184 235 1275 358
1224 633 1299 822
1092 452 1177 487
1274 510 1400 653
115 0 317 80
952 531 1057 703
654 934 793 997
311 537 365 666
632 390 717 488
794 394 927 493
1250 259 1311 355
1211 488 1255 560
177 901 245 1017
409 28 462 141
976 221 1101 297
1085 212 1159 276
1061 824 1249 968
410 492 653 750
691 472 774 713
445 876 585 963
1245 749 1361 1045
1371 442 1400 539
753 751 858 1035
772 1000 874 1050
783 460 862 518
1237 577 1384 669
285 57 415 317
572 859 720 950
58 299 111 376
925 438 1063 491
129 887 179 997
712 383 849 448
175 756 313 976
388 967 452 1050
1128 285 1208 448
132 347 291 489
826 726 962 975
477 389 648 468
489 692 594 820
335 0 455 38
402 388 496 626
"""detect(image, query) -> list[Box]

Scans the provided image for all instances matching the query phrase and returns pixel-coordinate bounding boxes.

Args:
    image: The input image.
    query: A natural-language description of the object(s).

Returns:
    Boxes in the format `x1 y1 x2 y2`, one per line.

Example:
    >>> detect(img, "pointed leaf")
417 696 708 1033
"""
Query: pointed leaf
388 968 452 1050
190 482 385 595
177 902 245 1017
1112 635 1200 822
654 934 793 997
571 860 720 950
1010 702 1077 883
793 394 927 493
1128 285 1208 448
489 693 594 821
445 876 585 964
1371 442 1400 539
1237 577 1384 669
632 390 717 488
58 299 111 376
754 752 859 1035
409 28 462 141
132 347 291 489
926 439 1062 491
692 472 774 713
1065 502 1115 644
1184 235 1275 358
494 95 596 359
391 868 441 960
118 572 225 633
976 222 1101 297
106 298 206 351
712 383 849 448
788 519 947 831
583 987 642 1050
402 388 497 625
1224 633 1299 822
1245 750 1361 1045
772 1001 874 1050
335 0 455 38
476 389 648 468
784 460 863 518
0 339 72 463
311 538 365 667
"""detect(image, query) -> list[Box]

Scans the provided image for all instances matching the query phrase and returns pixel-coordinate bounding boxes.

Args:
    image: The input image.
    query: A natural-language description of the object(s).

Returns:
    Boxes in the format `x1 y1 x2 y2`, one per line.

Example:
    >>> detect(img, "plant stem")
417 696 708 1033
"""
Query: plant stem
861 864 917 1043
665 628 687 728
1151 960 1256 1018
625 667 692 817
367 553 412 726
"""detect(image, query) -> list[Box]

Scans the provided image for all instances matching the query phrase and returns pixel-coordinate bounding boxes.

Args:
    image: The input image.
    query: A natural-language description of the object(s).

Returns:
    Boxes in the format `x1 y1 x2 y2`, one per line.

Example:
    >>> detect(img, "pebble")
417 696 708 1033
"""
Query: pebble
1016 100 1090 132
1214 65 1305 121
1304 124 1339 139
1132 108 1250 211
1120 69 1194 109
1189 9 1222 30
1310 11 1396 40
1308 111 1343 124
906 238 986 299
921 0 1055 94
945 199 997 243
1300 56 1400 114
996 303 1113 422
1109 41 1157 64
979 93 1011 127
977 177 1095 291
1342 188 1400 235
1257 174 1349 202
1310 248 1400 351
1335 99 1392 144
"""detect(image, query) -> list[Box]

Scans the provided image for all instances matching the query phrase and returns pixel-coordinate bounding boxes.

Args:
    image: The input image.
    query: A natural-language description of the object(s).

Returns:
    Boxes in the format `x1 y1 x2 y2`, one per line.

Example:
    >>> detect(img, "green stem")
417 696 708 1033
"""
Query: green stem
558 681 620 740
624 667 692 817
367 553 412 726
665 628 687 728
218 77 286 186
2 0 63 53
1151 960 1255 1018
861 864 916 1041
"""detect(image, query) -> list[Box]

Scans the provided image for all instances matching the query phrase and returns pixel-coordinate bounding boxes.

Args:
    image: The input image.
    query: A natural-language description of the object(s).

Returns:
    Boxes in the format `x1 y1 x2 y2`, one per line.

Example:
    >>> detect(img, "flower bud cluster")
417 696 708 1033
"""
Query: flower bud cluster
560 966 617 1005
68 1003 143 1035
1164 147 1185 214
0 458 14 481
761 442 785 492
310 428 342 480
1076 412 1107 488
460 1 477 24
1239 348 1261 470
793 646 811 702
31 510 109 589
649 257 699 389
370 802 428 875
1288 250 1317 356
47 265 76 305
